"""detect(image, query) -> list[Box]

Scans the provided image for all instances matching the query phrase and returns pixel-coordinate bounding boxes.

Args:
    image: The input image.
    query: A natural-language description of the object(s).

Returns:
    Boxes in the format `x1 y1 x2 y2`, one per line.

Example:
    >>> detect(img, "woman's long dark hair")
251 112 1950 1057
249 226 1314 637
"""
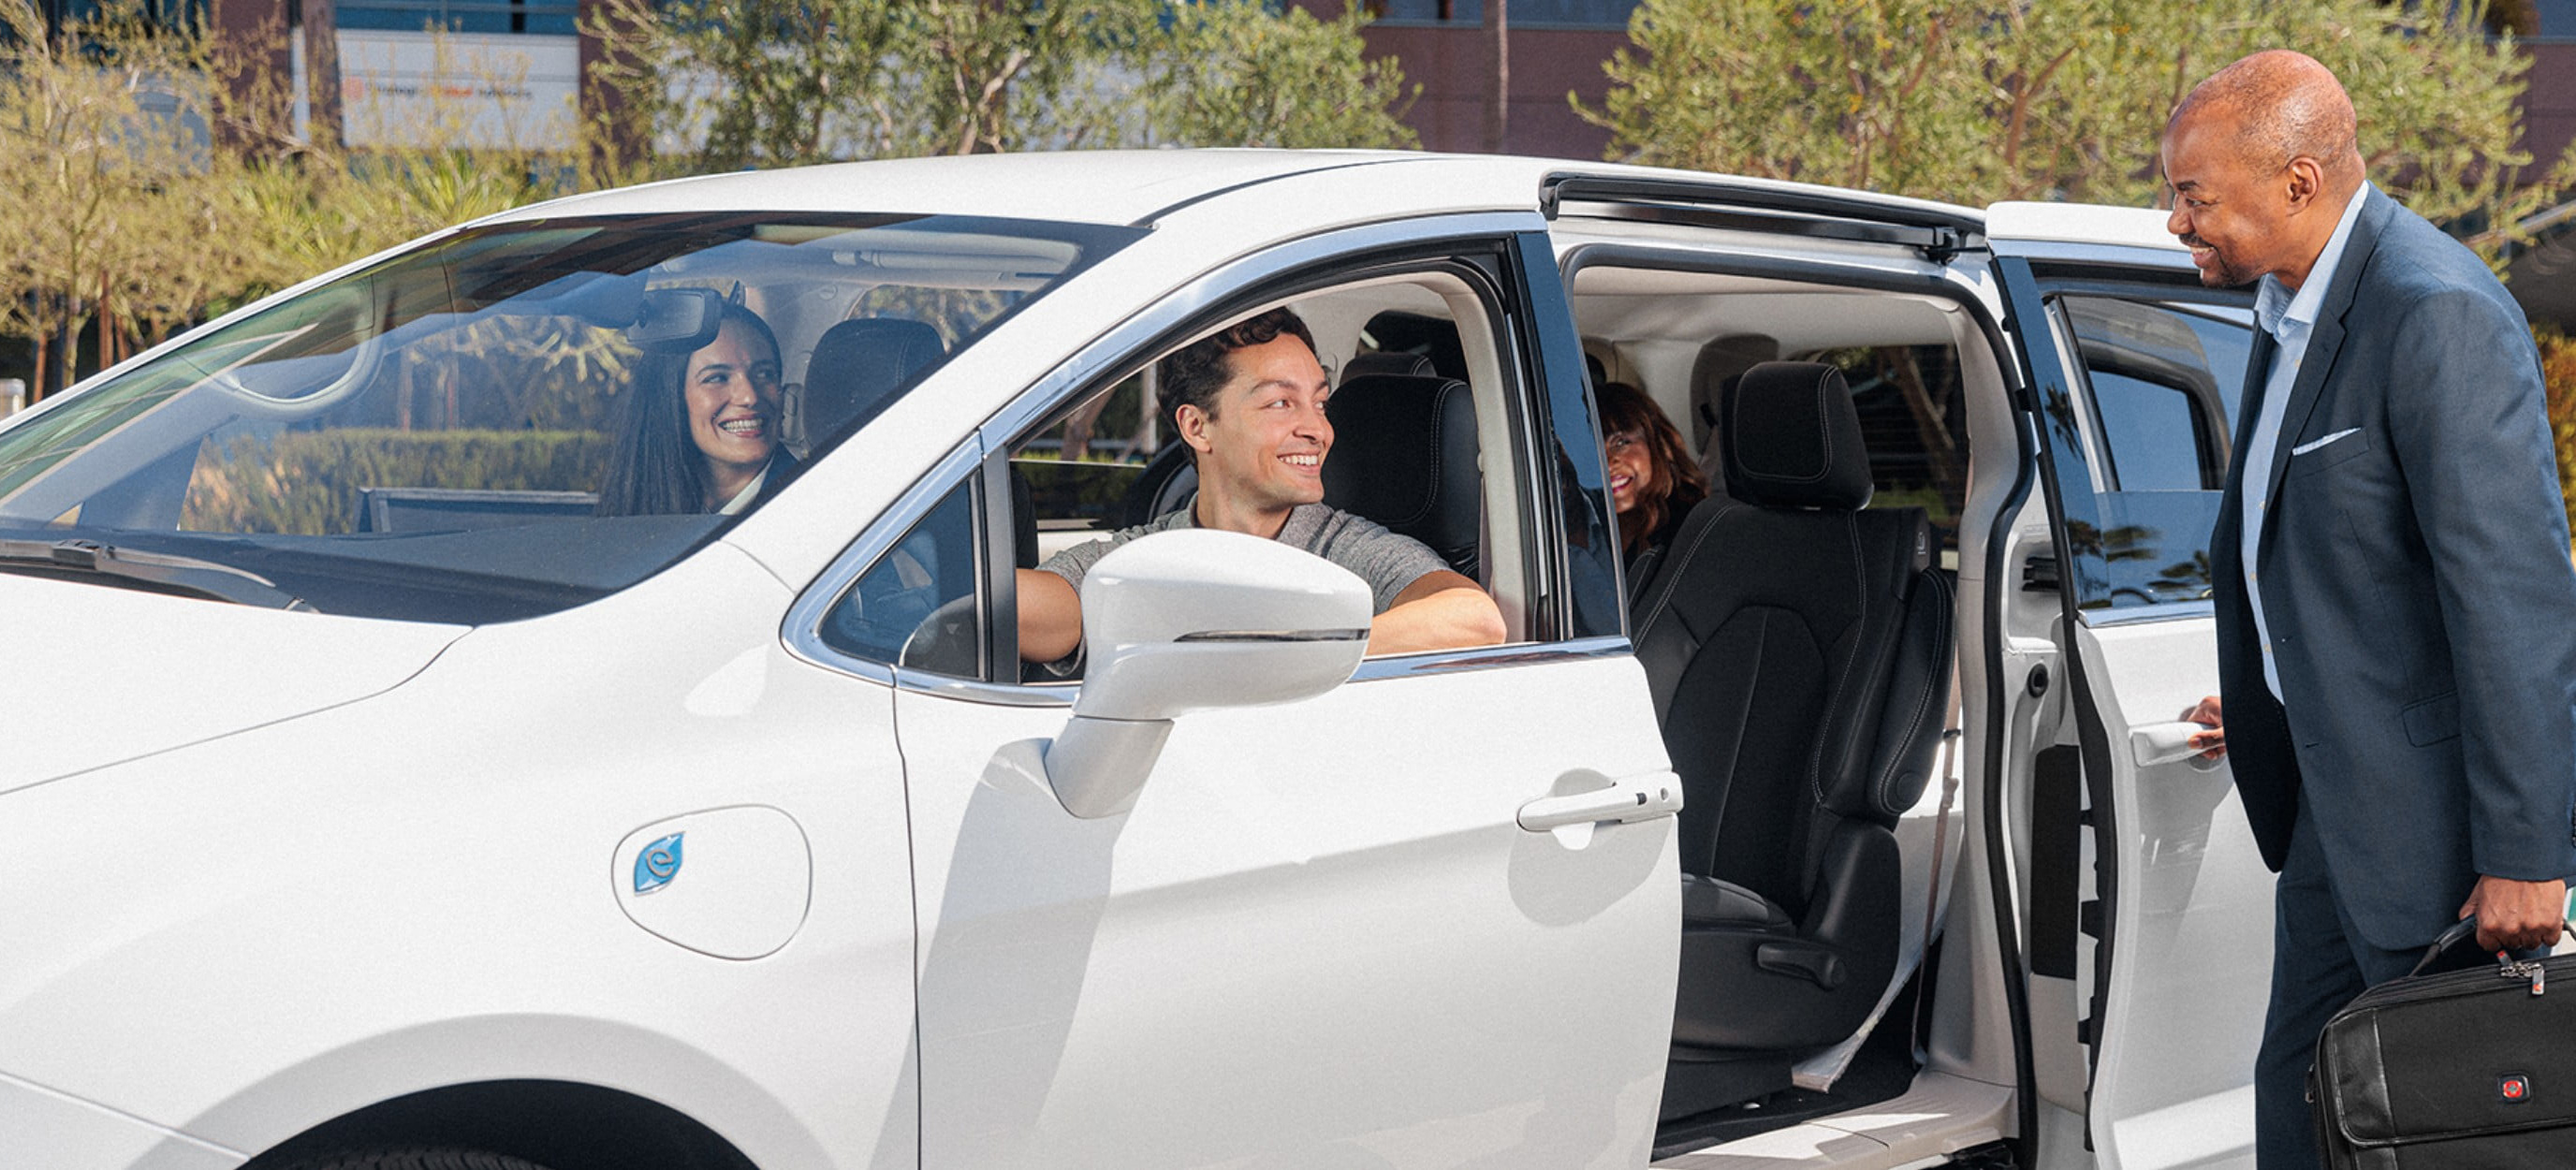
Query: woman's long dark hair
597 302 782 517
1597 379 1708 555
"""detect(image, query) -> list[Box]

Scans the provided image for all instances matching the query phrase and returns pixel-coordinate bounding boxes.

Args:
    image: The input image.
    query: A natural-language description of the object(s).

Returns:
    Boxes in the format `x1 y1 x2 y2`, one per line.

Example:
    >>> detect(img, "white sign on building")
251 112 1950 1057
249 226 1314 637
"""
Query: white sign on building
335 30 579 152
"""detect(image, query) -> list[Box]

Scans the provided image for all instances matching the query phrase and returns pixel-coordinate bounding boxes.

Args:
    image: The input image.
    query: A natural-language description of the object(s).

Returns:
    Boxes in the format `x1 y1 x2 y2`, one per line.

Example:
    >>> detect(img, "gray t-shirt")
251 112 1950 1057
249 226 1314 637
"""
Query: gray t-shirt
1039 495 1451 614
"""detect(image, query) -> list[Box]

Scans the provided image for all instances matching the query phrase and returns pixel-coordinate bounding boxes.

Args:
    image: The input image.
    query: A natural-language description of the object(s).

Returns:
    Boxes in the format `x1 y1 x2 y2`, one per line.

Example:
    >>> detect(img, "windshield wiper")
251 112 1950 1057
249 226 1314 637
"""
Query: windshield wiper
0 538 314 611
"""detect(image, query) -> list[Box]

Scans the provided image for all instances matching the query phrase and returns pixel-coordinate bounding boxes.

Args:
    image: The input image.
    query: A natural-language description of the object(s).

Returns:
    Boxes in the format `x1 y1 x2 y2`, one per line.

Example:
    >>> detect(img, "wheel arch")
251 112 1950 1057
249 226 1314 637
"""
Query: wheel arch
237 1079 756 1170
181 1014 844 1170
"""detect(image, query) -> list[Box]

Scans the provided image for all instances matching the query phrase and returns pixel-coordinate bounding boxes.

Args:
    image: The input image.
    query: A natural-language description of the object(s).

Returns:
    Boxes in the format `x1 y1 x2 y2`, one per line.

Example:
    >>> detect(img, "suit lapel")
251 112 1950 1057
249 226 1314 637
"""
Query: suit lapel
2255 187 2391 556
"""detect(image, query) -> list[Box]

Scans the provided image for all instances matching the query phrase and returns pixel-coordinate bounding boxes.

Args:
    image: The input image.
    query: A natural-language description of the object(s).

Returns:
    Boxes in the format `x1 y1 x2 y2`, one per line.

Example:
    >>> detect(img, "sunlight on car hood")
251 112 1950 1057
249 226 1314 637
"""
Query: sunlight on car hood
0 574 465 791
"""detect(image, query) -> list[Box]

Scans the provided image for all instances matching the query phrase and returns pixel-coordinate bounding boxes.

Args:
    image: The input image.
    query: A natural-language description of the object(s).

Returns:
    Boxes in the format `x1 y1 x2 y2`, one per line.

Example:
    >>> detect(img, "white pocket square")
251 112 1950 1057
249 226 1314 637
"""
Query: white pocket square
2291 428 2360 457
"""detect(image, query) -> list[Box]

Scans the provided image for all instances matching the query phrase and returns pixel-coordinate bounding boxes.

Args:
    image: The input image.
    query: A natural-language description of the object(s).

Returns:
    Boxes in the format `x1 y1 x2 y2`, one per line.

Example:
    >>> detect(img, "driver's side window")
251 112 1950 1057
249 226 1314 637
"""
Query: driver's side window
1001 269 1522 684
818 476 982 678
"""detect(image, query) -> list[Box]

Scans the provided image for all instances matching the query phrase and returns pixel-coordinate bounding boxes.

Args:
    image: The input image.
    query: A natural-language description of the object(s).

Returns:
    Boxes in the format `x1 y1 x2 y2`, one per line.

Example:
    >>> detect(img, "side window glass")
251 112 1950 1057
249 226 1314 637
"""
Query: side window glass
1001 260 1528 682
820 478 982 677
1813 344 1971 562
2059 295 2252 608
1013 373 1156 564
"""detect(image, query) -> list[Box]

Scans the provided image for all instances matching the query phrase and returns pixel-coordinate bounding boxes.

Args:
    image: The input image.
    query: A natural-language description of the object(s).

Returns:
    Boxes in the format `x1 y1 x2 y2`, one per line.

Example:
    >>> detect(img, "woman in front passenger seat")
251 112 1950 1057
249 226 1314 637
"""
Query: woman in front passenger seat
597 300 801 517
1598 379 1707 606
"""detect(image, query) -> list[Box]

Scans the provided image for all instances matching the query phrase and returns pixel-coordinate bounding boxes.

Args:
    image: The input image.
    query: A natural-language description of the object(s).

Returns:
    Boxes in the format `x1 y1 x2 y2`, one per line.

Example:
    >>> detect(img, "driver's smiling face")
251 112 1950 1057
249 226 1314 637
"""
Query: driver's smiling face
1193 332 1335 512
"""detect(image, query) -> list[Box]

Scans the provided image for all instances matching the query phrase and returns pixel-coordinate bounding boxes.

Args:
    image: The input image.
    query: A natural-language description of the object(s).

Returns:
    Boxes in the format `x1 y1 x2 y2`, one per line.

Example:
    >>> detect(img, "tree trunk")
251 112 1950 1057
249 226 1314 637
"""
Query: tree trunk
303 0 344 151
51 318 76 399
1483 0 1508 153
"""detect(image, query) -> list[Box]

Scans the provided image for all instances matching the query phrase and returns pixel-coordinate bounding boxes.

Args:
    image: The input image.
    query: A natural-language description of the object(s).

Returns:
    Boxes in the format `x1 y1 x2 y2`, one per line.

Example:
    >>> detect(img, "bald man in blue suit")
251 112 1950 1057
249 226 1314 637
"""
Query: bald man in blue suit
2163 51 2576 1169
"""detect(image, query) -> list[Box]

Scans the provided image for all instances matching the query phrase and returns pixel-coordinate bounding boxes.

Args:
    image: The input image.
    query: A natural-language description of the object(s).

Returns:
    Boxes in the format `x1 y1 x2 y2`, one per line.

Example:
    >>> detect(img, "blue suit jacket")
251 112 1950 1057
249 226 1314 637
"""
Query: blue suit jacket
2209 186 2576 951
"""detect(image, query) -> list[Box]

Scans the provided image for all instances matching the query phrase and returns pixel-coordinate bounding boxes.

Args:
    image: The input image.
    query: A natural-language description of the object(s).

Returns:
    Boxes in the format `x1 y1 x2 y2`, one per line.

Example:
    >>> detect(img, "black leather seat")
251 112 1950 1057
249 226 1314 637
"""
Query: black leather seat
1117 439 1196 529
1632 360 1953 1119
1321 372 1480 579
1117 363 1480 578
1339 350 1439 381
798 318 945 452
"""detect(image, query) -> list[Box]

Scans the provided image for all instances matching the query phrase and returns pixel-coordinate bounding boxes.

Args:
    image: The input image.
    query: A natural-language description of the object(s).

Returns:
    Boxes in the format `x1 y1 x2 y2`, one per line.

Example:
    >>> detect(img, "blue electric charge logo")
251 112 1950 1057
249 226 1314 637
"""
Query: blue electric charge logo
634 832 685 896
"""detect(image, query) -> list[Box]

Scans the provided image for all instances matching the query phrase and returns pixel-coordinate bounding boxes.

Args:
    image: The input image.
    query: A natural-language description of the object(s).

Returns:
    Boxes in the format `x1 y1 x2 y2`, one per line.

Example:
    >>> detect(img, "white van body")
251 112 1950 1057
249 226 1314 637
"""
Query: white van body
0 152 2276 1170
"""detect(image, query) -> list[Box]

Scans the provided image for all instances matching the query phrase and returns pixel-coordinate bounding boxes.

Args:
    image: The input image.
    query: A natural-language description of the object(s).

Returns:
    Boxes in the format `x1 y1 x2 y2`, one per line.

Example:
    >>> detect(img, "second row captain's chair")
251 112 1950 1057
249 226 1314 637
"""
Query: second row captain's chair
1632 360 1953 1120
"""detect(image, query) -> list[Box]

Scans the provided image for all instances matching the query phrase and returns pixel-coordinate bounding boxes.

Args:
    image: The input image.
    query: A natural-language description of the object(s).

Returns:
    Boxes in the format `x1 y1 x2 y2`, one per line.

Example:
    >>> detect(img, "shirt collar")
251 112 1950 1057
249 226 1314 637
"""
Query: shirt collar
715 461 772 516
2255 183 2371 338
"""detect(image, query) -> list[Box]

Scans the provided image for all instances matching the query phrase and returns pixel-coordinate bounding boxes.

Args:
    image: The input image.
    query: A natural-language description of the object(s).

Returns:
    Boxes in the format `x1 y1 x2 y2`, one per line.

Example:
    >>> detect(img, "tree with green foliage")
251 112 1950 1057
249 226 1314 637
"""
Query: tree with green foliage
582 0 1415 175
1577 0 2574 265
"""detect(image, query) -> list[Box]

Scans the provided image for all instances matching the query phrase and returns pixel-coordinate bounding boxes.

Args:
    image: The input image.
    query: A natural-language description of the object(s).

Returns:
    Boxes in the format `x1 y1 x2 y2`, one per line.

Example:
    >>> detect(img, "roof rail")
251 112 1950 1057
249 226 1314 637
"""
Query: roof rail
1541 173 1985 261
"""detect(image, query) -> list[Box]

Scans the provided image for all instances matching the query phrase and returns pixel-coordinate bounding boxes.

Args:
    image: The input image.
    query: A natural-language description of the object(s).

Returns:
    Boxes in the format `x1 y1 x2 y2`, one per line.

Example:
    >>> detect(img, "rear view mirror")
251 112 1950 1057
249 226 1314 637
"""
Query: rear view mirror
490 272 720 353
1045 529 1370 817
627 287 724 352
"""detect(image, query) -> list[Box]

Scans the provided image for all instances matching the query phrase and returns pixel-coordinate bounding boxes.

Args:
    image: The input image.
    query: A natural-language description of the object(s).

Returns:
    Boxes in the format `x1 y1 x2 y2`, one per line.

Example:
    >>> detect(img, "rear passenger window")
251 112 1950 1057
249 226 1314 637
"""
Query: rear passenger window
2058 295 2253 608
1814 344 1969 558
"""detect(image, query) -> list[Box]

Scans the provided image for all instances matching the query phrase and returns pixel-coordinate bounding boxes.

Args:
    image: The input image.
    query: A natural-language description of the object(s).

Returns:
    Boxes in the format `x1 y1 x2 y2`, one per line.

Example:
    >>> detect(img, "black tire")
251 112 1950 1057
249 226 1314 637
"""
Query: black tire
267 1149 559 1170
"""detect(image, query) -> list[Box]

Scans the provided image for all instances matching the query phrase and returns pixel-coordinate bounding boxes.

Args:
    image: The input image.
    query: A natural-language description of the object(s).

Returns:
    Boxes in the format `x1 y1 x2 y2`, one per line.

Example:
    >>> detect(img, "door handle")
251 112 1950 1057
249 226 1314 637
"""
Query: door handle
1517 771 1684 833
2130 721 2226 771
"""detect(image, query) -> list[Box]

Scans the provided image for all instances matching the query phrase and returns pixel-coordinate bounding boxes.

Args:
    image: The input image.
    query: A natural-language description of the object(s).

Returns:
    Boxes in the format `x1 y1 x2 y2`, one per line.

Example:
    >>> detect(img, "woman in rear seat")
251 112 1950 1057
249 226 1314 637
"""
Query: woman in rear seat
1597 379 1707 606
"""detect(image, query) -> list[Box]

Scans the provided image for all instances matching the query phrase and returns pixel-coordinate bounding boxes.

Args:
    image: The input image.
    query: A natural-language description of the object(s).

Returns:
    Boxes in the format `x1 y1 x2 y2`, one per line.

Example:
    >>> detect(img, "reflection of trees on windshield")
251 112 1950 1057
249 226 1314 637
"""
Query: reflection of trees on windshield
180 315 639 534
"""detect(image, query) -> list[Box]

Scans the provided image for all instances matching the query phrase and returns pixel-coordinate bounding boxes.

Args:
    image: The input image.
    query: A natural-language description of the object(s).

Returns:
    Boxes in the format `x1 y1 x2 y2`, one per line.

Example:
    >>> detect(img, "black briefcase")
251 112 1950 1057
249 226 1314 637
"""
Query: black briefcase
2310 917 2576 1166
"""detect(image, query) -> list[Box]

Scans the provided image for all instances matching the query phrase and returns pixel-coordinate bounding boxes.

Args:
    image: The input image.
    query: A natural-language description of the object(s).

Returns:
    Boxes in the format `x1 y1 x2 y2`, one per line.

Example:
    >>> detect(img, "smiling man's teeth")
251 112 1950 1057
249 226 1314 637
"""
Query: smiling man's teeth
1282 454 1319 467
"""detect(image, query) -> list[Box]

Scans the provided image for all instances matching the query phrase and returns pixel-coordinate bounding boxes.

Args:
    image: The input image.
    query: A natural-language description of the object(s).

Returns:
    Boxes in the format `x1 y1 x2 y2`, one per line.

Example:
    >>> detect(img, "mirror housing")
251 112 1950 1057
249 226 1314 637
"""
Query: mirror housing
1046 529 1371 817
627 286 724 352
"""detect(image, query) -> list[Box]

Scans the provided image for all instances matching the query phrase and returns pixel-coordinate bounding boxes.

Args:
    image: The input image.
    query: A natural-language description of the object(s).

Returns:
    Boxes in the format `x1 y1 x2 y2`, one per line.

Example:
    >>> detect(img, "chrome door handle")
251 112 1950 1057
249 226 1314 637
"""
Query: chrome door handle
1517 771 1684 833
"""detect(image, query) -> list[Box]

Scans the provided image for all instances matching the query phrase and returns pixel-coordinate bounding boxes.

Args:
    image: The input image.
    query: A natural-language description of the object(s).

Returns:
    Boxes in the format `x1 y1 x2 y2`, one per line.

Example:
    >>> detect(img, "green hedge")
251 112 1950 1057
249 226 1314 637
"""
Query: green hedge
184 428 611 535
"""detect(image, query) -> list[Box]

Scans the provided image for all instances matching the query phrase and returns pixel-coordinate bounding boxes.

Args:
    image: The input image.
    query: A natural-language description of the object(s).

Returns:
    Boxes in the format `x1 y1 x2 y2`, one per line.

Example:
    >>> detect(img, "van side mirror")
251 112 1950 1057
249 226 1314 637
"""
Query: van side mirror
1045 529 1371 818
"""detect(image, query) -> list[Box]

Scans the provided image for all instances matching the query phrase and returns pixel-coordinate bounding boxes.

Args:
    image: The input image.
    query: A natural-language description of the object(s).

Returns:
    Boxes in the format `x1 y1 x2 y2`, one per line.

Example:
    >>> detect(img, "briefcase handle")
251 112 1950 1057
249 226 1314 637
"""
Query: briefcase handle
2412 914 2576 977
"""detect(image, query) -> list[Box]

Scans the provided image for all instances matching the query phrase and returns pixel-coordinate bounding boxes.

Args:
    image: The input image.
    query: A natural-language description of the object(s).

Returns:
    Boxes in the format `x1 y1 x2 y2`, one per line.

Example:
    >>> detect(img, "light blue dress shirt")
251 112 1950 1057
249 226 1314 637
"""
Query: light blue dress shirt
2242 183 2372 700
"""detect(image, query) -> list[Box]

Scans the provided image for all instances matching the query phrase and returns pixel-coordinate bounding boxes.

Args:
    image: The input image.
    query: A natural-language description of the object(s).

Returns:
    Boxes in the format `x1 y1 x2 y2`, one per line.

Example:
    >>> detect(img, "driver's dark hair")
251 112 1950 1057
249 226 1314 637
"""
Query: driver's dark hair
1155 307 1316 435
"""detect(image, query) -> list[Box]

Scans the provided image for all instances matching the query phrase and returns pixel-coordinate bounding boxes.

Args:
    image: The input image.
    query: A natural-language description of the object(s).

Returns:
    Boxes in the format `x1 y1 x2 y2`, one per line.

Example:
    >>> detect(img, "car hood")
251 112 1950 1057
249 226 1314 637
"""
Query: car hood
0 573 467 792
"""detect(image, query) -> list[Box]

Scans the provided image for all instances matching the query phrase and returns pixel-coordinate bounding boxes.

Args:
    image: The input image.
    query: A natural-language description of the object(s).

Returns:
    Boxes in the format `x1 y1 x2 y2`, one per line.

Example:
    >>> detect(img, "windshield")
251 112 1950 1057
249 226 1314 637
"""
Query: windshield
0 212 1137 622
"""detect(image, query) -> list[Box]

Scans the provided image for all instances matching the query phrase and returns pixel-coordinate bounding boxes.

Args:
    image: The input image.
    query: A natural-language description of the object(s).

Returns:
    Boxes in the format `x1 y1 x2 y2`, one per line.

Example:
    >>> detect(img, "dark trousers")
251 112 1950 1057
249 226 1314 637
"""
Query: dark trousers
2254 794 2496 1169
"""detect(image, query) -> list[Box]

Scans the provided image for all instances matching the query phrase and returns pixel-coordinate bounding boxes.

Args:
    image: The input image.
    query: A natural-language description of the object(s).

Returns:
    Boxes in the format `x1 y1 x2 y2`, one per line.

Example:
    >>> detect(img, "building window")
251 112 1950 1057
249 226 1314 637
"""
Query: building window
1365 0 1640 30
336 0 579 37
17 0 205 37
2538 0 2576 39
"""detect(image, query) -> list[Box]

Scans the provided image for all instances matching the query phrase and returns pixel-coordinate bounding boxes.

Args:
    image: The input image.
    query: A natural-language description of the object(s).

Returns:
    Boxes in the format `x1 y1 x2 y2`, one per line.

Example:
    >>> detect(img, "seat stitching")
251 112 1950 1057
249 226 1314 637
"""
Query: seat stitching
1807 510 1868 810
1634 498 1740 637
1872 567 1954 814
1808 367 1835 483
1700 607 1772 876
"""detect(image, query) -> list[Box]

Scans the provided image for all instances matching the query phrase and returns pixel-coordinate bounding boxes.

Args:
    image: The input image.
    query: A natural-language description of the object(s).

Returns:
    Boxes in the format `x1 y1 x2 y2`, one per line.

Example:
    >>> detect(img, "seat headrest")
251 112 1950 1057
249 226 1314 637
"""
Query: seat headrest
1722 361 1873 511
1322 373 1481 579
1690 333 1780 487
1340 350 1440 383
801 317 946 446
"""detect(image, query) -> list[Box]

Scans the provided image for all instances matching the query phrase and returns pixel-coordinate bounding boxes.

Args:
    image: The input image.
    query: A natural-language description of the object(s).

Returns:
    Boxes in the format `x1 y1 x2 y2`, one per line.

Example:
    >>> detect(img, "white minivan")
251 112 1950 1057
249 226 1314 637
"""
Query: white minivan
1 152 2274 1170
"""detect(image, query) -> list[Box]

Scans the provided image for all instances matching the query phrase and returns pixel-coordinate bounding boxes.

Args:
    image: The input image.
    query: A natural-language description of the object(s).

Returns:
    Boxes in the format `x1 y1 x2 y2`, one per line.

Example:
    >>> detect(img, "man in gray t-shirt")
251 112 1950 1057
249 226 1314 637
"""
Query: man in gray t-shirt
1038 494 1448 615
1015 307 1503 665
